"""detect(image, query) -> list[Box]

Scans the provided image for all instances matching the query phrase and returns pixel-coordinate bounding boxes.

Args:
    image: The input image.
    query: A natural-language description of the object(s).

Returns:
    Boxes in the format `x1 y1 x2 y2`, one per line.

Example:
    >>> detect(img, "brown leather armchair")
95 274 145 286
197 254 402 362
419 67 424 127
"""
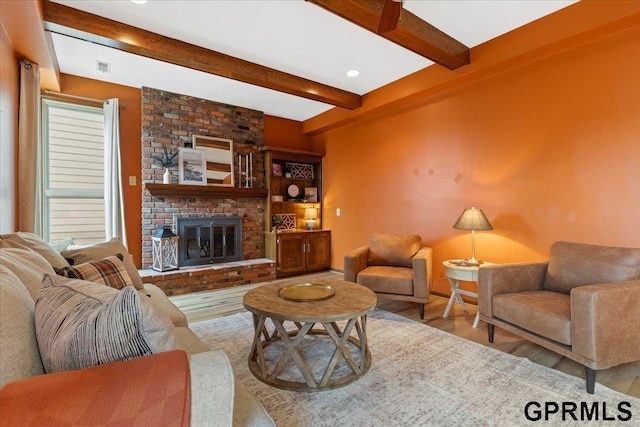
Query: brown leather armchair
478 241 640 393
344 234 432 319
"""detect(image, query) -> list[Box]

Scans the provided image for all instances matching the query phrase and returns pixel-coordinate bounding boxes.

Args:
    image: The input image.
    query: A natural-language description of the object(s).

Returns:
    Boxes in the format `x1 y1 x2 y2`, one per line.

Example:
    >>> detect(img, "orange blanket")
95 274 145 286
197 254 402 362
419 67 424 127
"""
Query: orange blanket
0 350 191 427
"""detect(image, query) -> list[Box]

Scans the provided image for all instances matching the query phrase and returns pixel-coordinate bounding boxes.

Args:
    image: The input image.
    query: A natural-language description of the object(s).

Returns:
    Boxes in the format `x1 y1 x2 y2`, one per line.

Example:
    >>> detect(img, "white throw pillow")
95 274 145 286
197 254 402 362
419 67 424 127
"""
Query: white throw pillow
47 237 75 253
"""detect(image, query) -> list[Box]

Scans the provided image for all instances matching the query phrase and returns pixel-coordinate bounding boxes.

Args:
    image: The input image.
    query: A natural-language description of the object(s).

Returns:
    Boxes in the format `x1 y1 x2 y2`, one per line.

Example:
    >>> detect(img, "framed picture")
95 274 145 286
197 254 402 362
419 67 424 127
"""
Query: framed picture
304 187 318 202
178 148 206 185
272 163 283 177
192 135 234 186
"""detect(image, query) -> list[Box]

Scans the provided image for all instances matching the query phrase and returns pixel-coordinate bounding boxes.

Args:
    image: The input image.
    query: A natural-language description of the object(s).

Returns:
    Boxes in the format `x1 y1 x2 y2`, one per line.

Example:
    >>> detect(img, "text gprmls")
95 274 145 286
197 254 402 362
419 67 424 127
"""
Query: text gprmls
524 401 633 422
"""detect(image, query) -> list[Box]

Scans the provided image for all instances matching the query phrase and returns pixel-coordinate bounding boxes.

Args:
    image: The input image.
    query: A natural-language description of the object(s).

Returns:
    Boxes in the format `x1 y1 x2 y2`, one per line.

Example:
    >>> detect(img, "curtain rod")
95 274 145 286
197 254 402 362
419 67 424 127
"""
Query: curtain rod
43 91 127 107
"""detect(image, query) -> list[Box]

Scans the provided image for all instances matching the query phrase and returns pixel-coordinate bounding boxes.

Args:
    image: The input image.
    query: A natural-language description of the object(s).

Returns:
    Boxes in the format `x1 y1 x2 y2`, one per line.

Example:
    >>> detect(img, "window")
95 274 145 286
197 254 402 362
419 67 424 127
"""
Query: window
42 99 105 245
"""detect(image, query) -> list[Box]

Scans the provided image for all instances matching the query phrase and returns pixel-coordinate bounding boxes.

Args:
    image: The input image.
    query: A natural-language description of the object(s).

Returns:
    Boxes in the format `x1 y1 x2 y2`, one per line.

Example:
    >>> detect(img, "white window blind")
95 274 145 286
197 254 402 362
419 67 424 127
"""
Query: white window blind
42 100 105 245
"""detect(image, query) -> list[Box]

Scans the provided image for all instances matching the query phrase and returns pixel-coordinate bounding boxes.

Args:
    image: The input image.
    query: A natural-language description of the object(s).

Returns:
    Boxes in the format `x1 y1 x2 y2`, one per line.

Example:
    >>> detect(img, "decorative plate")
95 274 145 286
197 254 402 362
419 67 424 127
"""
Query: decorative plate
278 283 335 302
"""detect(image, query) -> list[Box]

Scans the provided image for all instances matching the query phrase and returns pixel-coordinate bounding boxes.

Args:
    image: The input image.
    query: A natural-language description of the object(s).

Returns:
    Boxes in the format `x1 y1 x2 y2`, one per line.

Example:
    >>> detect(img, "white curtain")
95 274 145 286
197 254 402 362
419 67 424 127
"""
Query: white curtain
18 60 42 234
103 98 127 247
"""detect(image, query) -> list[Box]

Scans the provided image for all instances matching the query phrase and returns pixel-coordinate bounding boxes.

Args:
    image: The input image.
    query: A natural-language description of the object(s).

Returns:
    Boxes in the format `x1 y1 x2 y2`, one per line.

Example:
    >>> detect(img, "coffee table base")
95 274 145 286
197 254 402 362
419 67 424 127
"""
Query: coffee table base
248 314 371 392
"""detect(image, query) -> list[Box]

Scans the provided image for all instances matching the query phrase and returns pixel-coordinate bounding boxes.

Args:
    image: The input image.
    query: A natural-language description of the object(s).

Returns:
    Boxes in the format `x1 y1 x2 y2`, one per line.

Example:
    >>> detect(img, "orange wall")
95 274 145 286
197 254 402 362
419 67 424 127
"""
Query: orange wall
264 115 313 151
0 23 19 233
58 75 143 265
314 25 640 296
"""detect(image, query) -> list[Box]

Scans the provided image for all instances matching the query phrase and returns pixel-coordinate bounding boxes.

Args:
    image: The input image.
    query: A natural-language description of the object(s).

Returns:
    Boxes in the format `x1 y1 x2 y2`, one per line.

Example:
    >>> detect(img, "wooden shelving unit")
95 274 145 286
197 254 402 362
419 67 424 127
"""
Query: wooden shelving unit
262 147 324 231
145 183 268 199
262 147 330 277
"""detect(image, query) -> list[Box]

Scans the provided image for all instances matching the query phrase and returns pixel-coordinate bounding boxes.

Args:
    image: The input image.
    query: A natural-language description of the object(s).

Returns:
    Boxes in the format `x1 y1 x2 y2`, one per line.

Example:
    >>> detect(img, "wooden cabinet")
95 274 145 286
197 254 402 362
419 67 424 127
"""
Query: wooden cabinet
265 230 331 277
262 146 330 277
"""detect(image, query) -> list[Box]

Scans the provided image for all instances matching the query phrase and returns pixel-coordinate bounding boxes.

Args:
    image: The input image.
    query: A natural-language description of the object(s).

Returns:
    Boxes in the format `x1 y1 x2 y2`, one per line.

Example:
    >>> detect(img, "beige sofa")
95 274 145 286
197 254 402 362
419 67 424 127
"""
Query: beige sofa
344 233 432 319
0 232 274 426
478 241 640 393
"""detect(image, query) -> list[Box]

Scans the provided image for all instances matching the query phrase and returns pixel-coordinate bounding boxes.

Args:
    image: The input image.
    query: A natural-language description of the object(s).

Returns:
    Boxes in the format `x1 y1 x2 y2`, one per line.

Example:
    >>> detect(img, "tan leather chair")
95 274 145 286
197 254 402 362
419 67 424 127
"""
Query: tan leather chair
478 241 640 394
344 234 432 319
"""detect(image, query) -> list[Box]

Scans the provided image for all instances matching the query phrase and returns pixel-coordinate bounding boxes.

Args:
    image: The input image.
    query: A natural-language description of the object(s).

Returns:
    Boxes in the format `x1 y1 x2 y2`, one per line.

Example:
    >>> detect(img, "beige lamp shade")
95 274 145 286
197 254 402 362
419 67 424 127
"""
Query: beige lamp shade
453 207 493 231
304 208 318 230
453 207 493 264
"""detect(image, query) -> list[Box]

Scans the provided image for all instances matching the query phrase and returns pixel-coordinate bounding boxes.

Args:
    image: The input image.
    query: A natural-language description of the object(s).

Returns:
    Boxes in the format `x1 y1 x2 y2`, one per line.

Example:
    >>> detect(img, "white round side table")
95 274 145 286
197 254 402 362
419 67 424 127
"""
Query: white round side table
442 260 493 328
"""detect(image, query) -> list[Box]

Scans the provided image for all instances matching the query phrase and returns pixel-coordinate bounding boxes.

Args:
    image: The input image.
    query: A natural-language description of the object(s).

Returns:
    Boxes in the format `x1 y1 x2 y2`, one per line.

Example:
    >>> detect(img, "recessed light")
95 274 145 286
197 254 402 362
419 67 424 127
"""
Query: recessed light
130 0 147 4
346 70 360 78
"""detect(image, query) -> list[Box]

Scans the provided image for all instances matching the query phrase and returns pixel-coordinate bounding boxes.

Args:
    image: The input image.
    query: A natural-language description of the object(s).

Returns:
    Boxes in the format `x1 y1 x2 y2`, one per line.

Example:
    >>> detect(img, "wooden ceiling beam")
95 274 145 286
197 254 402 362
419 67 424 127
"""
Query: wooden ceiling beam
307 0 470 70
42 0 361 110
378 0 402 33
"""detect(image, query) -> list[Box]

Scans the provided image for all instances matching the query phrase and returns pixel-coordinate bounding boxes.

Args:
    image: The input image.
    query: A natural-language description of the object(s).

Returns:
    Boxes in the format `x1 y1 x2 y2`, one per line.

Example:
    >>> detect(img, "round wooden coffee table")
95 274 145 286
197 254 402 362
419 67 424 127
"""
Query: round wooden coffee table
243 279 377 391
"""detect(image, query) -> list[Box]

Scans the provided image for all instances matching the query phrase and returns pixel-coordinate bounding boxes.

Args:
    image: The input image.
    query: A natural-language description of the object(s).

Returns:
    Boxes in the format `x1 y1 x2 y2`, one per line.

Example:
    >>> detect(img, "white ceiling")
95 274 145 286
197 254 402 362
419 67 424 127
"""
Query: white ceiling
49 0 577 121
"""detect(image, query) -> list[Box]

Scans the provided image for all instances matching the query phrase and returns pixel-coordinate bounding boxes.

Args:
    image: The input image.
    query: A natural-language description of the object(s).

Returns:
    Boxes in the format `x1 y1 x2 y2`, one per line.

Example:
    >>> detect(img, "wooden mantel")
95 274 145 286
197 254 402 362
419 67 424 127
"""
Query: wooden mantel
145 183 268 199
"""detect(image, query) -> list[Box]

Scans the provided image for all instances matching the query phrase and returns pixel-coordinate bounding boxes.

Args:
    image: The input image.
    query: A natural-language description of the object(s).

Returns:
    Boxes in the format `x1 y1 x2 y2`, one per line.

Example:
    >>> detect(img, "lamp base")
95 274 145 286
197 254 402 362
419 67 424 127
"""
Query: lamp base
464 257 481 266
305 219 316 230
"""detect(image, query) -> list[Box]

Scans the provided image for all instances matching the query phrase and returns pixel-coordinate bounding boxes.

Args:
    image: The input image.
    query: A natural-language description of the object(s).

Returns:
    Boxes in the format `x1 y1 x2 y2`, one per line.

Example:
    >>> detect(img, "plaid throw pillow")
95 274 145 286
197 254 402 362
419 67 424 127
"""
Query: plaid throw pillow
54 254 133 290
61 238 144 290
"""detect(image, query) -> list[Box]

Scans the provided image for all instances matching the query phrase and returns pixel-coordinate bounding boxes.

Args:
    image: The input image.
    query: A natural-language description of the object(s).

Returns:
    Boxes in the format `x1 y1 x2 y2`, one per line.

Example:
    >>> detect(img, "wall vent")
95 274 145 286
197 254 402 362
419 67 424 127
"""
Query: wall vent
96 61 111 73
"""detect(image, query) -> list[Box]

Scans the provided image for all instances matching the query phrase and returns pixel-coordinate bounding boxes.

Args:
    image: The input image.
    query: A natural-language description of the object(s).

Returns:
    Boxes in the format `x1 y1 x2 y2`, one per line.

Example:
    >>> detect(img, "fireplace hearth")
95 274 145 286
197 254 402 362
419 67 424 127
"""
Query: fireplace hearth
176 216 242 267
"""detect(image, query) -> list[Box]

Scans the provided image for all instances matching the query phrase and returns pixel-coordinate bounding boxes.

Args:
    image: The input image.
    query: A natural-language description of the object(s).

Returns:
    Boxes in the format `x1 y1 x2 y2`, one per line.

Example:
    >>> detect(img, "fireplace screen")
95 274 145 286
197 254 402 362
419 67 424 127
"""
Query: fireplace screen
177 216 242 267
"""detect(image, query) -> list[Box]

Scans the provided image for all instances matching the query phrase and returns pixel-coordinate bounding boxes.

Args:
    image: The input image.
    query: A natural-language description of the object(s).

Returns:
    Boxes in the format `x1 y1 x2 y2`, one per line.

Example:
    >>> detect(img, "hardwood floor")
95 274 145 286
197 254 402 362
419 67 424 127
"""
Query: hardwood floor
169 271 640 398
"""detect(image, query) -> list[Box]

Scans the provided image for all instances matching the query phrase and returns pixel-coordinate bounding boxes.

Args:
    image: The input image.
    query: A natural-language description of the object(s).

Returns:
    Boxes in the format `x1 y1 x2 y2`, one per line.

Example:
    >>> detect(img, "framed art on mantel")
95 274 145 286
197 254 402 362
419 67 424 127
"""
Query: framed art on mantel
192 135 234 186
178 148 206 185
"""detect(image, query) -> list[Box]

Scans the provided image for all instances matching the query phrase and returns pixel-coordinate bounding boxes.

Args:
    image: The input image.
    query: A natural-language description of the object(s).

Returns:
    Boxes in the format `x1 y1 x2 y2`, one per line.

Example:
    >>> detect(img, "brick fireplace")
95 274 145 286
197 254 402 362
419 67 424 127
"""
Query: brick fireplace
140 87 275 293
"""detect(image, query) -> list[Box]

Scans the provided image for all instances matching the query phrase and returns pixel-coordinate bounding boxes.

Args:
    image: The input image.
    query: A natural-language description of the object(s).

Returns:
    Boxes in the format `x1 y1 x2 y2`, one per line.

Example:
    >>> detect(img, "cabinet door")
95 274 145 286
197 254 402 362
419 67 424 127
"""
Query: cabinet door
306 232 331 272
277 233 307 276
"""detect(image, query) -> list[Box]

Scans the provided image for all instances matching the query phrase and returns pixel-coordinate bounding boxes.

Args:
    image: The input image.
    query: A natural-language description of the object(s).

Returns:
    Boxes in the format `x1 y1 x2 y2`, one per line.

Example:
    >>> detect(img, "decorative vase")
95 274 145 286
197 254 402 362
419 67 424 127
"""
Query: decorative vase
163 168 170 184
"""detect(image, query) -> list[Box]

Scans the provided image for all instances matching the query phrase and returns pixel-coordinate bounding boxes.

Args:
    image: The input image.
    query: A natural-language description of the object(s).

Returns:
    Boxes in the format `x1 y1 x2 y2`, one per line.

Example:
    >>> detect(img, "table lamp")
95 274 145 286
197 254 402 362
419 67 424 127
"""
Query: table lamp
304 207 318 230
453 207 493 265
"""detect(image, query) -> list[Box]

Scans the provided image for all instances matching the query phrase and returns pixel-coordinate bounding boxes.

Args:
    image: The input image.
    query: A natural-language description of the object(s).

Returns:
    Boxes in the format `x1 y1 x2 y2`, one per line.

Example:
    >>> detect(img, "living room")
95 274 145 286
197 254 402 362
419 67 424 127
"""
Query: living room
1 0 639 425
3 1 639 281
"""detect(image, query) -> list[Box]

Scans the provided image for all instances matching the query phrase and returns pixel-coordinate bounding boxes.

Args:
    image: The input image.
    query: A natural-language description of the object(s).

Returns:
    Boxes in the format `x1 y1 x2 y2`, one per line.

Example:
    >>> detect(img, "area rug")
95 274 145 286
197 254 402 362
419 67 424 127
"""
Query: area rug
190 310 639 426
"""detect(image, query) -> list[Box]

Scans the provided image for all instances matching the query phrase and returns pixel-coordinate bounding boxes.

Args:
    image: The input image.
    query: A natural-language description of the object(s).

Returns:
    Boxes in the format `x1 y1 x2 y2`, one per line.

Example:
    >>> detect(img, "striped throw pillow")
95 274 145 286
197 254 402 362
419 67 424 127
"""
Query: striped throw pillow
54 254 133 290
35 274 178 373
